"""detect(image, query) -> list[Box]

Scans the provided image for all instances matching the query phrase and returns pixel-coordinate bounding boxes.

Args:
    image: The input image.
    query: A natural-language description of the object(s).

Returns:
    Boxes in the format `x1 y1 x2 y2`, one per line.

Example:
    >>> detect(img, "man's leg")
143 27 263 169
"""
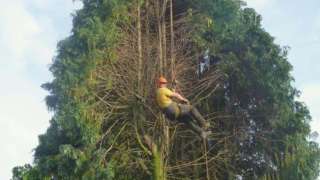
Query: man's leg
163 103 180 121
190 106 210 129
178 116 208 138
178 104 209 129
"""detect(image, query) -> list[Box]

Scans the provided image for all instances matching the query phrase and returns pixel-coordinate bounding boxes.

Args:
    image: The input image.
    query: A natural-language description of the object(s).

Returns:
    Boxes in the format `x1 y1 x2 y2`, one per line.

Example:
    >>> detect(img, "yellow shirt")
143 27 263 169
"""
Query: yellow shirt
156 87 174 108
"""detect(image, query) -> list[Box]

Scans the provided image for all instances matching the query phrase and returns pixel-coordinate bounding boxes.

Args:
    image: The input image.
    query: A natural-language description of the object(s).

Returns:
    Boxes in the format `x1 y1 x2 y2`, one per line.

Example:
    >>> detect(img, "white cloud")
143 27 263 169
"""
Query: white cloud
299 84 320 141
0 71 51 179
0 0 54 66
243 0 275 12
0 0 83 67
27 0 83 10
0 1 40 62
0 0 82 179
310 12 320 42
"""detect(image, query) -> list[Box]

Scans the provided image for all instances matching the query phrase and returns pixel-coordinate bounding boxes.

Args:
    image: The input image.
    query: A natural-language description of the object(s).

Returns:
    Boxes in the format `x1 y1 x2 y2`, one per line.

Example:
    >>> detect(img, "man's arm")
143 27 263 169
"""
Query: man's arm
171 92 189 103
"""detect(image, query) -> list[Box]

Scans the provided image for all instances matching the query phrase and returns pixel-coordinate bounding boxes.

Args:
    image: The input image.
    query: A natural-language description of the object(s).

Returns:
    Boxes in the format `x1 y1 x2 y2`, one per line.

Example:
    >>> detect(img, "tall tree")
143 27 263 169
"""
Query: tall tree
12 0 320 179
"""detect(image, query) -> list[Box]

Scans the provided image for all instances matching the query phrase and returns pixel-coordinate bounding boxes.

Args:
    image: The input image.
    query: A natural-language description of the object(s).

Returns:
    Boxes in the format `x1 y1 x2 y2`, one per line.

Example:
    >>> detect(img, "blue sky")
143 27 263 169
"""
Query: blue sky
0 0 319 179
245 0 320 140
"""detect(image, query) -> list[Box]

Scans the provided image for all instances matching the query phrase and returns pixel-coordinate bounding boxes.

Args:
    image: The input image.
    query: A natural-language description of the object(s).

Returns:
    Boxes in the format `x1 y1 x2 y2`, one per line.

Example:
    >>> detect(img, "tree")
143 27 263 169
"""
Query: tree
12 0 320 179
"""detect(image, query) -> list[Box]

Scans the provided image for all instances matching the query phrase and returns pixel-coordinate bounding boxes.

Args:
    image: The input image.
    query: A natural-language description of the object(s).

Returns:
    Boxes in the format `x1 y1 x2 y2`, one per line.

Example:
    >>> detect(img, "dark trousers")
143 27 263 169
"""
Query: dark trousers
163 103 207 135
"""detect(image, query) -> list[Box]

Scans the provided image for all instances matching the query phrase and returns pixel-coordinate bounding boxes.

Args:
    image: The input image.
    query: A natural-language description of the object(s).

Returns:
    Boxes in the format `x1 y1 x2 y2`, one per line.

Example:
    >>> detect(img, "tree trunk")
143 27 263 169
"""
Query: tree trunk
162 0 167 77
170 0 175 81
137 0 142 92
156 0 163 75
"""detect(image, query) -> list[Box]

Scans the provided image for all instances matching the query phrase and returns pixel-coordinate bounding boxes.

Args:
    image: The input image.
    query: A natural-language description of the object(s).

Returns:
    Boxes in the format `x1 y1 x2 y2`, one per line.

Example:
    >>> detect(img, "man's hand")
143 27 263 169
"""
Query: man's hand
181 98 189 104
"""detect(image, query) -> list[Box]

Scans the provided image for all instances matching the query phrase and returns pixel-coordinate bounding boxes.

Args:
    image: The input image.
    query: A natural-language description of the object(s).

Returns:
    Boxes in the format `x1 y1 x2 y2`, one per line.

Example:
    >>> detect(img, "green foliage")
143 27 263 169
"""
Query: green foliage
12 164 41 180
187 1 320 178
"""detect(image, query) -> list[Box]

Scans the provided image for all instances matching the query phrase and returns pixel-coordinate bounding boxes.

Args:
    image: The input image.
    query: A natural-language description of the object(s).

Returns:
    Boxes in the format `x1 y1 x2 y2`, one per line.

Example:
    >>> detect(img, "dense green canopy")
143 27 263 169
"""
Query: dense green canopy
12 0 320 179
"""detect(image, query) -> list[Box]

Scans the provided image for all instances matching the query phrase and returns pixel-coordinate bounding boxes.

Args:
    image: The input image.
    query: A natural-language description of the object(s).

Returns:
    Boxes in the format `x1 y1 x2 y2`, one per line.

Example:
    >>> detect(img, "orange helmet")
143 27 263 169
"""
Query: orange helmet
158 76 168 84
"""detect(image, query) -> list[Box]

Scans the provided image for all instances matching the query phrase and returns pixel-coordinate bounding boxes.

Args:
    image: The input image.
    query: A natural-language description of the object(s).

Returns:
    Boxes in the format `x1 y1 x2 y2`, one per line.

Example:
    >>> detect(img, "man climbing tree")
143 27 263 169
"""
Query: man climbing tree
156 76 211 139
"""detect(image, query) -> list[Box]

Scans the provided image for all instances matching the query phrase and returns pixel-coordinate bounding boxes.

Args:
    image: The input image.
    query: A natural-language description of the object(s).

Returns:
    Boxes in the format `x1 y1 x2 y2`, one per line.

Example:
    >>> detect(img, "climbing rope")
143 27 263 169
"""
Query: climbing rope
203 138 210 180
